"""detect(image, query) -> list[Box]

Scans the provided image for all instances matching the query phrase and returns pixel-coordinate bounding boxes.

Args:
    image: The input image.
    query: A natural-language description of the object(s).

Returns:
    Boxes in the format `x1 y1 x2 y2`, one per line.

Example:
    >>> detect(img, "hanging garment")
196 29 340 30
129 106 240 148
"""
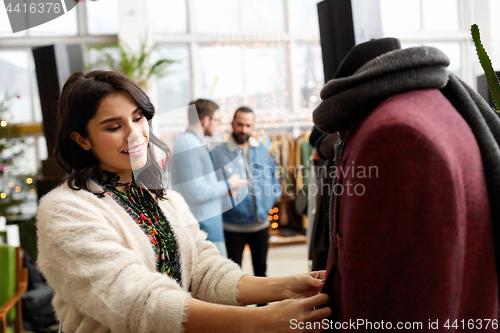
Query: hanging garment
307 131 339 272
314 43 498 328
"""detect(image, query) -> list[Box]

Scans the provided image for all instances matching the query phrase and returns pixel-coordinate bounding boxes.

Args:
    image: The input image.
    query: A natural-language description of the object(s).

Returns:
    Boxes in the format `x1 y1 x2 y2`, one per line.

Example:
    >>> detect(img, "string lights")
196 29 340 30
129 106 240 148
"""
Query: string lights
268 207 280 229
210 43 322 135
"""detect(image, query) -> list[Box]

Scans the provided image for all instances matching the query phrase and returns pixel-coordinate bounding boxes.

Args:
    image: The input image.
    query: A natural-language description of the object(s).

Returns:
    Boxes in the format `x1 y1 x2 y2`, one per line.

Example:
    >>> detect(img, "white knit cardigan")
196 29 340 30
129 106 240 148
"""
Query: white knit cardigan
36 181 246 333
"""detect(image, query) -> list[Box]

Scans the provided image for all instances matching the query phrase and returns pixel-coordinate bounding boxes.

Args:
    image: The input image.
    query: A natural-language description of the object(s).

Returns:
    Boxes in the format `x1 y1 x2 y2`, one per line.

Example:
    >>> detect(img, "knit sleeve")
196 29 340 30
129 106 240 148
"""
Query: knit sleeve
36 186 191 333
163 191 247 305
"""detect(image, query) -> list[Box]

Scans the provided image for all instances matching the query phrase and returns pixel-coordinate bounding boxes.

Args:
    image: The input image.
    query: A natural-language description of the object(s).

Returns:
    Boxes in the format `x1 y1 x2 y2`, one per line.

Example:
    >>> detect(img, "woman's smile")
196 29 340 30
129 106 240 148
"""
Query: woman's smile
122 141 146 157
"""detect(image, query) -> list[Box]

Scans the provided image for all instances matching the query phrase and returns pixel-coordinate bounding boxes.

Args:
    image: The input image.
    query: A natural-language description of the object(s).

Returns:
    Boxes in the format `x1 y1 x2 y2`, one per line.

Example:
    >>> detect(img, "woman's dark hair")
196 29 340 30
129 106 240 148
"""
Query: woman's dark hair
54 70 171 200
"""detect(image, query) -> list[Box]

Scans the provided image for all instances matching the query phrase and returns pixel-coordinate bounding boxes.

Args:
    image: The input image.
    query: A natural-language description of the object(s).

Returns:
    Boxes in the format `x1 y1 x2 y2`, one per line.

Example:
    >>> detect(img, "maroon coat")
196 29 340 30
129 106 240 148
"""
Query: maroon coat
324 89 498 331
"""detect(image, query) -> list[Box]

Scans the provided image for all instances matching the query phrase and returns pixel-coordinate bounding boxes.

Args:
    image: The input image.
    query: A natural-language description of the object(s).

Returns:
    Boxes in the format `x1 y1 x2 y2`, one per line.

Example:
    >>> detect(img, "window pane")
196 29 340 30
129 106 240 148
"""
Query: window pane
38 136 48 161
0 51 33 123
148 0 187 33
154 46 191 113
426 42 461 76
295 44 323 109
28 5 78 36
241 0 284 33
87 0 119 35
200 46 244 115
192 0 239 33
13 136 38 175
422 0 459 31
380 0 421 34
0 3 27 37
199 45 288 125
29 61 43 123
32 68 42 123
244 45 288 111
289 0 320 34
87 47 120 70
401 42 422 49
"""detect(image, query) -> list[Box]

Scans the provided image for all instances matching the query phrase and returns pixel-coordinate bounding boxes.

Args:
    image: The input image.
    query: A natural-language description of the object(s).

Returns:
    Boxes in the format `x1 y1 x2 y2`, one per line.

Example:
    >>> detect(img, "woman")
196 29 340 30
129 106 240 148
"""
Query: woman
36 70 331 333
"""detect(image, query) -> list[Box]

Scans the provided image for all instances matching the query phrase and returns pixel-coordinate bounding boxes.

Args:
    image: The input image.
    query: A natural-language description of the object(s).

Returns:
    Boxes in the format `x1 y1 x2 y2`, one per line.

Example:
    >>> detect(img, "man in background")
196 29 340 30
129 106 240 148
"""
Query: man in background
171 99 246 257
211 106 280 283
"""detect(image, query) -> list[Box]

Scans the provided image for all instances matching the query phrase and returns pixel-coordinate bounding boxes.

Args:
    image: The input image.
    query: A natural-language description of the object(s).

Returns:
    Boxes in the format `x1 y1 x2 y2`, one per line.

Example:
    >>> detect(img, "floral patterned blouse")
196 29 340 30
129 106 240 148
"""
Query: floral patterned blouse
94 170 182 284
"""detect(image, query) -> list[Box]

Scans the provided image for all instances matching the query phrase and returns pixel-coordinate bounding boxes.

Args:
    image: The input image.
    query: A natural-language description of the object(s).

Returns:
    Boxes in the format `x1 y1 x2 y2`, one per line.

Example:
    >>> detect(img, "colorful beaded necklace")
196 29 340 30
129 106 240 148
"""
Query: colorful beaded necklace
95 170 182 284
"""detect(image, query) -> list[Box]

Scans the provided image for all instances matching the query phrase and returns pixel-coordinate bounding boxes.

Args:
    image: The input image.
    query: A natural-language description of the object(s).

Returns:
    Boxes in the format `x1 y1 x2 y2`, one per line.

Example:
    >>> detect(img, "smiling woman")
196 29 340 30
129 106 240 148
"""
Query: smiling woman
54 70 168 199
36 70 331 333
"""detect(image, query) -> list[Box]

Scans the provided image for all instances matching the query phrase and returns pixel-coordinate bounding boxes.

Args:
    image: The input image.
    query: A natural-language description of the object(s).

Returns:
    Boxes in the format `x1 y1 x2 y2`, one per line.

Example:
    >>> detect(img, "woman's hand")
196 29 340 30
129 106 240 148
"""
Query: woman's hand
262 293 332 332
184 293 331 333
282 271 327 300
236 271 327 306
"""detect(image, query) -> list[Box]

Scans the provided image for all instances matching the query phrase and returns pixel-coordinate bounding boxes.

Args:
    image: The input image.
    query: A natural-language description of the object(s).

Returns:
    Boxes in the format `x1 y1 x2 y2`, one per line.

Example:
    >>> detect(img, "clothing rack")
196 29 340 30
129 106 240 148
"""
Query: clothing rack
254 131 313 237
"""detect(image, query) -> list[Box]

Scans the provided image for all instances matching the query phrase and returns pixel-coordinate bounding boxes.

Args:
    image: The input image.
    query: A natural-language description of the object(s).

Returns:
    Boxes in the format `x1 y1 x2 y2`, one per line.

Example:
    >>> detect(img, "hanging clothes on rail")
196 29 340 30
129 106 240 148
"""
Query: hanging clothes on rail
307 127 339 271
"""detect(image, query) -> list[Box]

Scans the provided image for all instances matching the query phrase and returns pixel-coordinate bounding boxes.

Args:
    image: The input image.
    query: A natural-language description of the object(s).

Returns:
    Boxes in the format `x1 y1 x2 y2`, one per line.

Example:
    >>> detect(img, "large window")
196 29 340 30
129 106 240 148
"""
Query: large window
199 45 288 121
0 0 479 178
148 0 187 33
151 0 322 137
381 0 459 33
0 50 41 123
0 3 77 38
380 0 472 82
86 0 119 35
28 7 78 36
295 44 323 110
155 46 191 113
0 49 45 198
289 0 321 34
0 1 120 195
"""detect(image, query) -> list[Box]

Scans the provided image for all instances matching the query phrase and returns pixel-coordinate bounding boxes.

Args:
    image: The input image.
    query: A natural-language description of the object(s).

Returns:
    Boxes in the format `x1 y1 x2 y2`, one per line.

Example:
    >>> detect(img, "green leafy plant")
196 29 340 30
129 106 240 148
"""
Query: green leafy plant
88 39 176 90
471 24 500 112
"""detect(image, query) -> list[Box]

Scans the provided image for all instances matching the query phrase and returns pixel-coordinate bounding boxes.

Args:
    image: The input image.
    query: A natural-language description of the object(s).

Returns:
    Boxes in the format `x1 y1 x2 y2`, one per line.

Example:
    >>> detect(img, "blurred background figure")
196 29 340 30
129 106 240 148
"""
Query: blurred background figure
211 107 280 287
170 99 246 257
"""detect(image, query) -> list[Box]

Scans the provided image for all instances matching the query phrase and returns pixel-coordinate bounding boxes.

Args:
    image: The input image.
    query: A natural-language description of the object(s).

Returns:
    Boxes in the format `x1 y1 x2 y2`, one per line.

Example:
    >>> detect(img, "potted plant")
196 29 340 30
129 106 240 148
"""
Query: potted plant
471 23 500 113
87 38 175 91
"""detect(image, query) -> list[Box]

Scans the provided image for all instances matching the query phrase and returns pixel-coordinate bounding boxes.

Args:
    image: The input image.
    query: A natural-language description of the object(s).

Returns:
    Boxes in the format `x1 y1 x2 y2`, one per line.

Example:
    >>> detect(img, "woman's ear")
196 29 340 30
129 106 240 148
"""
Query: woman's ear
71 132 92 151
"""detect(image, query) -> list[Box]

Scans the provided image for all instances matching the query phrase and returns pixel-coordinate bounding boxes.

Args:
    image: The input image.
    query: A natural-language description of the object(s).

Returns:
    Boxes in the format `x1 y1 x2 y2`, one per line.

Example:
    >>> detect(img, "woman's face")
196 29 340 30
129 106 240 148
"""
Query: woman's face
72 91 150 182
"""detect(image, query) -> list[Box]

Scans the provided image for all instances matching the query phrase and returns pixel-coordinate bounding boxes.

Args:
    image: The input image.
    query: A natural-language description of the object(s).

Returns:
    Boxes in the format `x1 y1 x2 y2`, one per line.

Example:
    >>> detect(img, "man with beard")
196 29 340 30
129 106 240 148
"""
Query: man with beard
211 106 280 291
171 99 247 257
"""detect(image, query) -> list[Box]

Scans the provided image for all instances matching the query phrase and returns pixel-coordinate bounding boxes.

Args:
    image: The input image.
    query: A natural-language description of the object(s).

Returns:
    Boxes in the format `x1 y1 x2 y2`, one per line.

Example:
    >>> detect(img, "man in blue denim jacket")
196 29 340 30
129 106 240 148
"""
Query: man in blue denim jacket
171 99 247 257
211 107 281 281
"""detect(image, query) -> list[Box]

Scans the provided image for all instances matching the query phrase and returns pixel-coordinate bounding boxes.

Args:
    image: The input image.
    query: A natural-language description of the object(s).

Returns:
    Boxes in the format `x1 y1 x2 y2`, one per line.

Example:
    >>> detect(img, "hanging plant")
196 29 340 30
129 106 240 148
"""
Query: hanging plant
87 38 176 91
471 24 500 113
